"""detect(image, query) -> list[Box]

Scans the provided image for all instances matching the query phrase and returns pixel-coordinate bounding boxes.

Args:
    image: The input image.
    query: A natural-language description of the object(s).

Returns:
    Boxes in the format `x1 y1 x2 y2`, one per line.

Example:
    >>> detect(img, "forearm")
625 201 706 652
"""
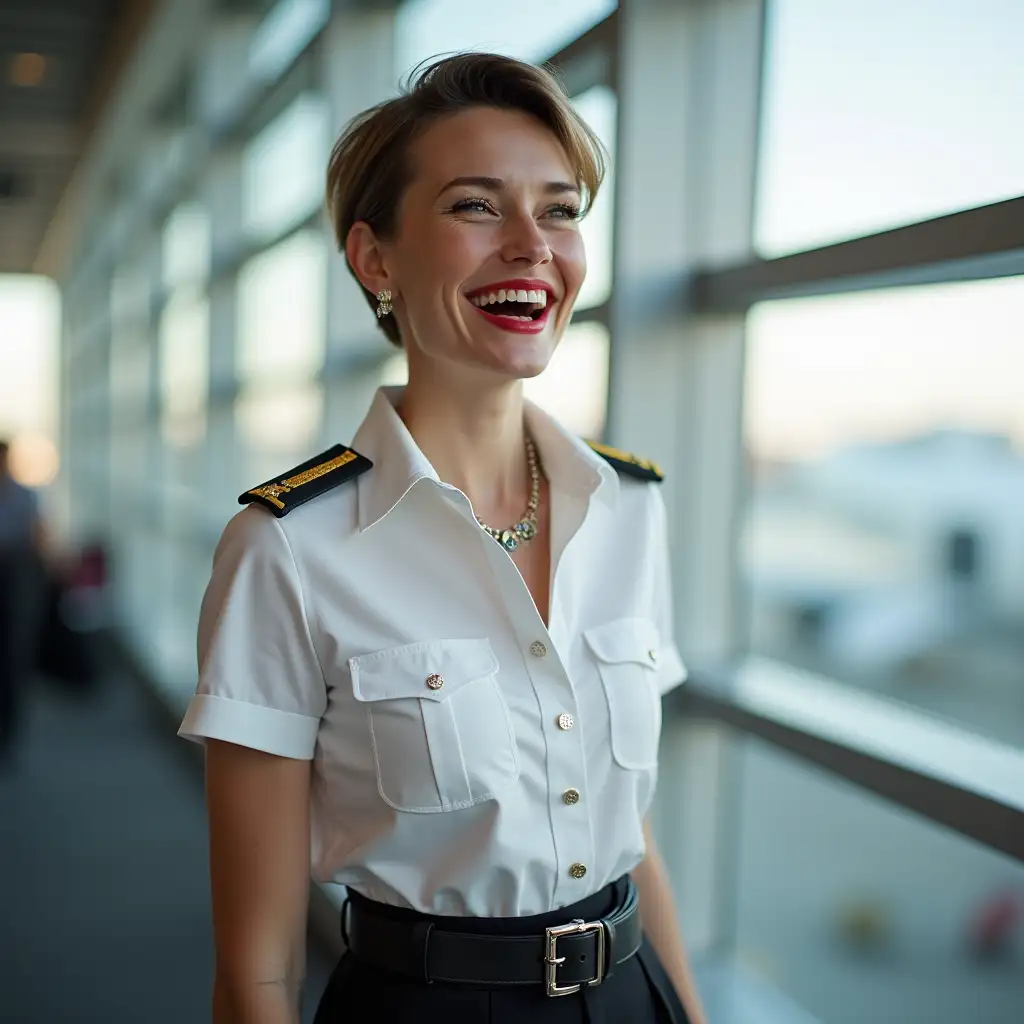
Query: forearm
212 966 304 1024
632 822 708 1024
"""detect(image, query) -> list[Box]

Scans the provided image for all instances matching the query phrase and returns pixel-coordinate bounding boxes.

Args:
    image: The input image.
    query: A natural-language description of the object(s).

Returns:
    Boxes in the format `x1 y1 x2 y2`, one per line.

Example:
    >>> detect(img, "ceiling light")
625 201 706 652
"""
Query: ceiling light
10 52 48 88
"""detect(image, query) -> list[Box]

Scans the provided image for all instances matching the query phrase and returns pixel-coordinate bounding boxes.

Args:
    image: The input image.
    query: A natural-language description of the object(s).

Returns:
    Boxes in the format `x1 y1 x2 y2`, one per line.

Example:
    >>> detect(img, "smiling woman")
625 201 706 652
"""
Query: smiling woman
181 53 704 1024
326 53 605 349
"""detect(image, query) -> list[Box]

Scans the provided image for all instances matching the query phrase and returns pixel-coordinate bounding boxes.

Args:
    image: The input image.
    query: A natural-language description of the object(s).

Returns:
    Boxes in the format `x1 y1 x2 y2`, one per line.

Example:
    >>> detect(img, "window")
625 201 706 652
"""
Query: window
395 0 616 76
573 85 616 312
523 321 609 440
235 231 327 463
743 277 1024 745
236 230 327 383
159 203 211 449
162 202 211 290
756 0 1024 256
159 292 209 448
734 743 1024 1024
249 0 329 84
241 92 328 242
378 321 610 440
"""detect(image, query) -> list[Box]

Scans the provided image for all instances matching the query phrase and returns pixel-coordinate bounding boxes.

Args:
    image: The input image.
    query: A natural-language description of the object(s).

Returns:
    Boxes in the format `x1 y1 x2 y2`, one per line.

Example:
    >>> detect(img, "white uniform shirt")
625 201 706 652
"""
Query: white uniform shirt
179 385 686 917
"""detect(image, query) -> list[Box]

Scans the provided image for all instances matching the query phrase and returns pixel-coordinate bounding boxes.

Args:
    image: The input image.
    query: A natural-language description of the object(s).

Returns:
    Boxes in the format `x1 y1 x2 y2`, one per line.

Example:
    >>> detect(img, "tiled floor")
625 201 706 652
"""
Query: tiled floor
0 658 335 1023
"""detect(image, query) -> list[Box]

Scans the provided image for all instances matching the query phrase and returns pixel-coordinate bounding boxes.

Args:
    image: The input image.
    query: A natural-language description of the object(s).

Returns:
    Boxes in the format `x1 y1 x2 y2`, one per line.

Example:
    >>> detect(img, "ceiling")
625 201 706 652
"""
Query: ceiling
0 0 145 275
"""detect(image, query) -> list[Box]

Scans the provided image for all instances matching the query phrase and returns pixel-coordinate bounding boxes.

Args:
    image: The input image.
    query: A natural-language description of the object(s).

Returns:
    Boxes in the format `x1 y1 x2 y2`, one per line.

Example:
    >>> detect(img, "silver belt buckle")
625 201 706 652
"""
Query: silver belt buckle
544 917 606 997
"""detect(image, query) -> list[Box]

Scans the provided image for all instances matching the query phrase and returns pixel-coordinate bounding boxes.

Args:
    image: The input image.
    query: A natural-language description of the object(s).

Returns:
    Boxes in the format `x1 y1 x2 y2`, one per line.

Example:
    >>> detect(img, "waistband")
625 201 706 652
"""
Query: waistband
345 875 628 935
342 875 642 996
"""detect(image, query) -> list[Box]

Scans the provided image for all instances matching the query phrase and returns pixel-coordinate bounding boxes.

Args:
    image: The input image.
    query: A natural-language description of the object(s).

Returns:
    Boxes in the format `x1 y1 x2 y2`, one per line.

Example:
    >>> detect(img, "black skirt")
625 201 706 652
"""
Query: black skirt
313 875 689 1024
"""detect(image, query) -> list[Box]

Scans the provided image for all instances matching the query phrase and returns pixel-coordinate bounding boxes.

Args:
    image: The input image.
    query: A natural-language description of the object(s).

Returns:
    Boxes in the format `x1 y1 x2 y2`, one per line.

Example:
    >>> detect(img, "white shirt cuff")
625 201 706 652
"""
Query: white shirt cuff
178 693 321 760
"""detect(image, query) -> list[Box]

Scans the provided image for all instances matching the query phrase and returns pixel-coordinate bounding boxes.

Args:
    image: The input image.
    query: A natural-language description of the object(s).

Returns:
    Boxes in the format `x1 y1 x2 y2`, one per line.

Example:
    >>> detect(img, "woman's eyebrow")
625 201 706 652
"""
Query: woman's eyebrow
436 176 580 198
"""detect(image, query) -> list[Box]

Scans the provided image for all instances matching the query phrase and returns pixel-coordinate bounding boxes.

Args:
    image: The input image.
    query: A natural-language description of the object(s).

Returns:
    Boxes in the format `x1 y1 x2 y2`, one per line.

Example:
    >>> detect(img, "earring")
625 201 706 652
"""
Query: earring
375 289 393 318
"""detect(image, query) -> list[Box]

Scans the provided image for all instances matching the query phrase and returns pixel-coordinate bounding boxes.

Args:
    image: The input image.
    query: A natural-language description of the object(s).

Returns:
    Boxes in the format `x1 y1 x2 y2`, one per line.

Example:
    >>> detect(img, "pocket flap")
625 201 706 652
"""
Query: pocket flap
583 618 660 667
349 638 499 703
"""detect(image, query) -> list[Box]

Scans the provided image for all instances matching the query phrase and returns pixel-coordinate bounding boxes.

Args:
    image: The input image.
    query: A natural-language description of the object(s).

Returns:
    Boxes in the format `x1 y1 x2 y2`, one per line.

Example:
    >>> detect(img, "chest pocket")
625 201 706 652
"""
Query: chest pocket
349 638 519 813
584 618 662 770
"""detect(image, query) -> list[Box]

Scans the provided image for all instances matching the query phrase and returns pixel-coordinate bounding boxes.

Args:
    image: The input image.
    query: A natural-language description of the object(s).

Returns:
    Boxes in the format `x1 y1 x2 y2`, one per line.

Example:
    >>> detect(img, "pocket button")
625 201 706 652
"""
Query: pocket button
425 673 444 690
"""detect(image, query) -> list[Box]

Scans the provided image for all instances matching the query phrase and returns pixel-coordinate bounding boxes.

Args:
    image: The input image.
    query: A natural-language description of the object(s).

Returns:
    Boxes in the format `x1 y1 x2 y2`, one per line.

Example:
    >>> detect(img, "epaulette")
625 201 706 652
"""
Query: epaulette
239 444 373 517
587 440 664 483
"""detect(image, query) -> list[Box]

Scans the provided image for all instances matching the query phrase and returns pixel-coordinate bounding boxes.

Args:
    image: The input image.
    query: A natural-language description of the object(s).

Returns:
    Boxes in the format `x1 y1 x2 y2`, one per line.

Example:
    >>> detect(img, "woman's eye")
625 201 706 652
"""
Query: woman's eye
547 203 582 221
451 198 493 215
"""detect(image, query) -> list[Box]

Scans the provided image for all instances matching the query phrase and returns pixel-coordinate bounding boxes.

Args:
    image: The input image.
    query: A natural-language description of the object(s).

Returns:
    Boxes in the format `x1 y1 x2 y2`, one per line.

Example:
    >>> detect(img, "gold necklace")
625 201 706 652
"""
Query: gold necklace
475 436 540 552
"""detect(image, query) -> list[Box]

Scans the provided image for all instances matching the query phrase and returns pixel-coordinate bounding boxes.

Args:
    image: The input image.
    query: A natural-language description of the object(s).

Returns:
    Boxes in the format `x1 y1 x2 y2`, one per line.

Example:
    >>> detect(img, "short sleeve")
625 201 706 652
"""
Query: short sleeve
177 506 327 759
650 485 688 695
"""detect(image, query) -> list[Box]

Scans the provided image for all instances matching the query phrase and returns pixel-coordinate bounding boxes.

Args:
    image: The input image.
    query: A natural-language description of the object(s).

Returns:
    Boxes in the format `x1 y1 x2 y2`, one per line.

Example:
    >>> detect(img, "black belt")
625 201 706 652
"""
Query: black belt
343 878 643 997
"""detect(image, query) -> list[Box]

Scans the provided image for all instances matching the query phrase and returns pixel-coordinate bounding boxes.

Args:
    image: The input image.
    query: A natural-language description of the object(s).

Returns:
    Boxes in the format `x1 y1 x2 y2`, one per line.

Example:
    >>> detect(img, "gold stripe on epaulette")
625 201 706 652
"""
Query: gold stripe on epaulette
588 441 663 479
248 449 359 510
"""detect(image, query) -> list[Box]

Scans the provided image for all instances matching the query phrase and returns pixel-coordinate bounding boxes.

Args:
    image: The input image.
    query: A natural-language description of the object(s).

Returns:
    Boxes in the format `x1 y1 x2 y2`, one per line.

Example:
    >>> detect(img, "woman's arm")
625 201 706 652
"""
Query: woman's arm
205 739 313 1024
631 817 709 1024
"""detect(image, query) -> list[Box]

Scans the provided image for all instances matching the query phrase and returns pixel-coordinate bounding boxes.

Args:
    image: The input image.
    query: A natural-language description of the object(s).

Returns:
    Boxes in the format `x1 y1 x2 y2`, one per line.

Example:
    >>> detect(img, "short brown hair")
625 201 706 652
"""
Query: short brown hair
325 52 607 347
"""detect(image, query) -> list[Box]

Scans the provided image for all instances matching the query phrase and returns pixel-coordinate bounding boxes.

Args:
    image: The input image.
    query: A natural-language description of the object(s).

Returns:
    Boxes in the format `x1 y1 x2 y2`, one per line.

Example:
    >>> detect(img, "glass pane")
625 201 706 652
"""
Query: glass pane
236 230 327 383
756 0 1024 256
573 85 615 312
235 380 323 475
376 321 609 440
110 258 151 327
242 92 328 242
162 202 211 289
249 0 329 84
378 352 408 387
735 742 1024 1024
743 277 1024 745
523 320 609 440
395 0 616 75
159 291 209 448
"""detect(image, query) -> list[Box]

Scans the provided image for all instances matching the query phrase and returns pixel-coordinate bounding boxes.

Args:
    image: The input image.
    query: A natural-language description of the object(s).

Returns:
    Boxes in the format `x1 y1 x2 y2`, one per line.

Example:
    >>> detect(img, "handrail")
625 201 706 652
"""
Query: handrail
670 657 1024 863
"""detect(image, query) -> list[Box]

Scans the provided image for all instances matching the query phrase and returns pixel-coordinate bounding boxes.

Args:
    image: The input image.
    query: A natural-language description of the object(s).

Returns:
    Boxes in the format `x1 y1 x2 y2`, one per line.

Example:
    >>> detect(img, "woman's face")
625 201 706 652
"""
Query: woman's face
364 105 587 380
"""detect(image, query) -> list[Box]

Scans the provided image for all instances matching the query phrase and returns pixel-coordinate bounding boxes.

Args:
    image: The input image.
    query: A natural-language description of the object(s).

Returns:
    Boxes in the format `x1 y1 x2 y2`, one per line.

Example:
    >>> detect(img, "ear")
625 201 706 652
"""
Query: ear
346 221 394 298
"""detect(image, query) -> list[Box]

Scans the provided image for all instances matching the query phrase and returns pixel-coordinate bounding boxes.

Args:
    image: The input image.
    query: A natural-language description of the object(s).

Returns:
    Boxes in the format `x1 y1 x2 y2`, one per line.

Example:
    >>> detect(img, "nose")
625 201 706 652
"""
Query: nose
499 211 552 267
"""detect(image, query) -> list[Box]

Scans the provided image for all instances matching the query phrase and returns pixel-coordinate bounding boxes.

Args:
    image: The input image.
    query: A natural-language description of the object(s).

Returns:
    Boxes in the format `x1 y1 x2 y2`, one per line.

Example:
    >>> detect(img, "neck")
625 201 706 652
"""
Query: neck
395 373 531 517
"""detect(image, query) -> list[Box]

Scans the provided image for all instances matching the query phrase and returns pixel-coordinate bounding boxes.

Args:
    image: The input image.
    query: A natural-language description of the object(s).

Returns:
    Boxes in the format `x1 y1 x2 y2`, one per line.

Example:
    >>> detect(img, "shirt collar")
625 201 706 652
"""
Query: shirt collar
351 385 619 533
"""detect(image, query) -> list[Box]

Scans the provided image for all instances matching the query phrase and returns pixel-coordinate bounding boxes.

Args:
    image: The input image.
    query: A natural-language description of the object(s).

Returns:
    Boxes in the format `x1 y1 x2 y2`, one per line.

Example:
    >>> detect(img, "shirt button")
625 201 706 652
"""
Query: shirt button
425 673 444 690
648 649 658 663
563 788 580 805
569 863 587 879
530 640 548 658
556 712 574 731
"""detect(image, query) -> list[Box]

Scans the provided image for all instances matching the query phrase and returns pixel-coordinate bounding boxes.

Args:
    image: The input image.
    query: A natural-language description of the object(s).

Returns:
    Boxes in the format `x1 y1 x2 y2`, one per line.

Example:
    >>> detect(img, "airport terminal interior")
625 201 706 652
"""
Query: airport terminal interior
1 0 1023 1020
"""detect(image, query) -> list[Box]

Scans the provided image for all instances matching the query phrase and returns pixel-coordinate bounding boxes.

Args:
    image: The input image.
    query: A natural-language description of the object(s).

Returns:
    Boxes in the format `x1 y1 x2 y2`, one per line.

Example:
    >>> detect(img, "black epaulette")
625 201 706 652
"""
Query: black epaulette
239 444 373 517
587 440 664 483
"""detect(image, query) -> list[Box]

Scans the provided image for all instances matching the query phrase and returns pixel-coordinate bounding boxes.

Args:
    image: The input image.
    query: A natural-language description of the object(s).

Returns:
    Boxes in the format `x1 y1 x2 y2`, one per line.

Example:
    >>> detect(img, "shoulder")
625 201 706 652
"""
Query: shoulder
586 440 664 483
238 444 372 518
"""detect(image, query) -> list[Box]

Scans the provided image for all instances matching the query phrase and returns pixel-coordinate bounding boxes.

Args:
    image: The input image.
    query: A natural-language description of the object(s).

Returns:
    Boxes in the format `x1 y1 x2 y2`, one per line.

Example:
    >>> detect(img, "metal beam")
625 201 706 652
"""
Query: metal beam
671 664 1024 863
544 10 618 95
690 196 1024 312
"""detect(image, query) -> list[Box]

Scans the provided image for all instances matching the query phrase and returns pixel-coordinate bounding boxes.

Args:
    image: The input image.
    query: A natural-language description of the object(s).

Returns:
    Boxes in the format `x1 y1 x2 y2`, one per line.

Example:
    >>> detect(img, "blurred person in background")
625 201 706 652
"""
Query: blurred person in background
0 438 47 764
179 54 705 1024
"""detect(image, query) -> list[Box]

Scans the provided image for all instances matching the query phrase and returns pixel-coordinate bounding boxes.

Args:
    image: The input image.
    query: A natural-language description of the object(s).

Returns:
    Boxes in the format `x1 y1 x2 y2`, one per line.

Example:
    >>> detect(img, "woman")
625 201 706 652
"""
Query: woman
179 53 707 1024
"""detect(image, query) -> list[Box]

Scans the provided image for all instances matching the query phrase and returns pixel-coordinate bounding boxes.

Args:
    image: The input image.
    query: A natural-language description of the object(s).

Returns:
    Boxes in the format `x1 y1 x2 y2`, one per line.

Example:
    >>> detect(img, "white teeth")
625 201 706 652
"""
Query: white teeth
469 287 550 312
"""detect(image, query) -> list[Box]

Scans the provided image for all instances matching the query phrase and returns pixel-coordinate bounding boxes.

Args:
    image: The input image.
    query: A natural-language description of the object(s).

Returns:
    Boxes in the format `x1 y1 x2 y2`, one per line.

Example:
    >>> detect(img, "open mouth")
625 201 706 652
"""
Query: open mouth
465 281 554 333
